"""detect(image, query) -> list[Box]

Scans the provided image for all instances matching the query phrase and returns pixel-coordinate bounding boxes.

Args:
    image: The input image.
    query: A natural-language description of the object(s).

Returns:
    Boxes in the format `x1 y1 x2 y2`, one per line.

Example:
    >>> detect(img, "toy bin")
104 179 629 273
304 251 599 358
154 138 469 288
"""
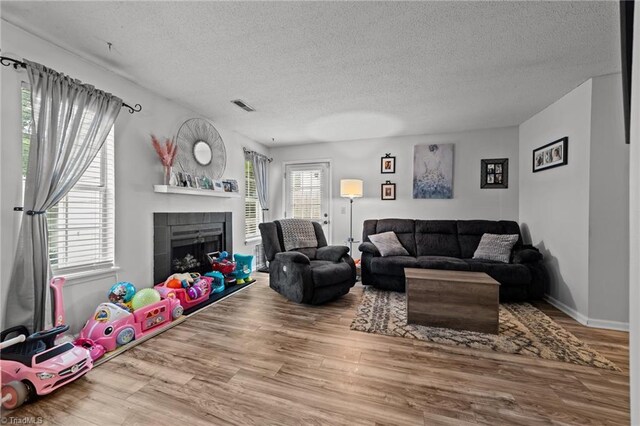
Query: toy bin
154 276 212 311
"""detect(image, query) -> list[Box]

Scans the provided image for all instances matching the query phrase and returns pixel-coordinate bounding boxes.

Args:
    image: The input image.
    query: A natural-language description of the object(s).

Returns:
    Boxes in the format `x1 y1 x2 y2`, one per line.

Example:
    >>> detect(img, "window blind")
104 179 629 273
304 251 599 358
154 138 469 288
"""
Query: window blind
288 169 323 220
22 85 115 273
245 159 262 238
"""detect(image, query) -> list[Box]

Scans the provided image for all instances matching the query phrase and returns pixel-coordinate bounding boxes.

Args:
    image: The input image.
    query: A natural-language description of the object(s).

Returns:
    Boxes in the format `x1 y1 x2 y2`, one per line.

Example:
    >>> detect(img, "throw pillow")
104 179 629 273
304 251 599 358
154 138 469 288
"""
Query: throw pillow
368 231 410 257
473 233 519 263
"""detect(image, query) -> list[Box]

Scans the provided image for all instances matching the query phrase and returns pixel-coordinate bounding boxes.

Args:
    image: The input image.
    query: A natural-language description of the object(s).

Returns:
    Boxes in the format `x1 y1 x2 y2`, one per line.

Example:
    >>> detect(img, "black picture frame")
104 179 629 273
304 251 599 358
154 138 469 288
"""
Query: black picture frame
381 154 396 174
481 158 509 189
532 137 568 173
381 181 396 200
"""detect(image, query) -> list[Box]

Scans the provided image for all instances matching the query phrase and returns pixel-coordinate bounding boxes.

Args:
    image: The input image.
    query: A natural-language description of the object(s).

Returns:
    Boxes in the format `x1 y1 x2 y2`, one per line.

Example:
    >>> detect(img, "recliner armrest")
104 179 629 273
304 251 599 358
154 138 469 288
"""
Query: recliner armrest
274 251 311 265
316 245 350 262
512 247 543 264
358 242 381 256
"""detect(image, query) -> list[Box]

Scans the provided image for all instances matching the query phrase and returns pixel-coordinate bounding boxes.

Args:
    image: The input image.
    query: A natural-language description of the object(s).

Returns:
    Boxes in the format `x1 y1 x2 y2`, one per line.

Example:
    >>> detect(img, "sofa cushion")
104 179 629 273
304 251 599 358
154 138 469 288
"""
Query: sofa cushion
457 220 522 259
416 256 469 271
369 231 410 257
464 259 531 285
370 219 416 256
370 256 418 275
473 233 519 263
415 220 461 257
310 261 353 288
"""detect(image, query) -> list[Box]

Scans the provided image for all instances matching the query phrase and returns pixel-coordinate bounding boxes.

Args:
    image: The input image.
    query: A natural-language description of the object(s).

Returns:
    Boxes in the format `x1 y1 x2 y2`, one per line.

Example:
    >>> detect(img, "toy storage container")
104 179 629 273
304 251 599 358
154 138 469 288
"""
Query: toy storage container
154 276 212 311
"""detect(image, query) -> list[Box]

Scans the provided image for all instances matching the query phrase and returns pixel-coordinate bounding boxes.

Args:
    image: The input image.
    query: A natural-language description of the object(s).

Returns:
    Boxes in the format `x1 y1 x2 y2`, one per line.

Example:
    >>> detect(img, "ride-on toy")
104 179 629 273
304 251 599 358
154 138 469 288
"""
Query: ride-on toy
77 295 183 353
0 325 93 410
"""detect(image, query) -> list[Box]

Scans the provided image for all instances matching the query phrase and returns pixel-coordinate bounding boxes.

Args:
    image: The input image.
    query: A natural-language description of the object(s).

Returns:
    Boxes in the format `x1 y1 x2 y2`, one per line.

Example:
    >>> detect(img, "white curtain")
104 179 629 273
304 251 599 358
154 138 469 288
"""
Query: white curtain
4 60 122 332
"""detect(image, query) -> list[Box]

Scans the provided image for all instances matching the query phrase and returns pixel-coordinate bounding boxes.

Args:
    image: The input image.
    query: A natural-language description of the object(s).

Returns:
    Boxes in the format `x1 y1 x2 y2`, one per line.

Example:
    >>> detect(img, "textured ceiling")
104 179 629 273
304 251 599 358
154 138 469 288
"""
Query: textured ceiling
1 1 620 146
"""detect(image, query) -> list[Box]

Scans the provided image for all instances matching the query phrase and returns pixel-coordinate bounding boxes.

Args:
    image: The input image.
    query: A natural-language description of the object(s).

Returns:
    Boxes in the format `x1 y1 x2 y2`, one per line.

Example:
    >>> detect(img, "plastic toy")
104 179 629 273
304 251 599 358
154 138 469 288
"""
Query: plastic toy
1 325 93 410
76 296 183 353
74 338 106 361
163 273 195 286
166 278 183 289
50 277 67 327
155 276 212 311
108 282 136 304
49 276 105 357
204 271 225 294
232 253 256 285
210 251 237 285
131 288 161 311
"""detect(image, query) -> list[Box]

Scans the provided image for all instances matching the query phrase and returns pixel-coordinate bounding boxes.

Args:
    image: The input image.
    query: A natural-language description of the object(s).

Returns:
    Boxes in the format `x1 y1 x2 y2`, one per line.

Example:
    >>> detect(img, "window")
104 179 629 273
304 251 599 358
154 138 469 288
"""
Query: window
284 162 329 222
22 85 115 273
288 169 323 220
245 159 262 238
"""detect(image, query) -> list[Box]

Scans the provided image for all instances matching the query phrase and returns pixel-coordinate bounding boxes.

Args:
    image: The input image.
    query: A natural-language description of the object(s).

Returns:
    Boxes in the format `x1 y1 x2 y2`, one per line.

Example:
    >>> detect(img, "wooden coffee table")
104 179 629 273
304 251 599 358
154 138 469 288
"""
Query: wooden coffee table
404 268 500 334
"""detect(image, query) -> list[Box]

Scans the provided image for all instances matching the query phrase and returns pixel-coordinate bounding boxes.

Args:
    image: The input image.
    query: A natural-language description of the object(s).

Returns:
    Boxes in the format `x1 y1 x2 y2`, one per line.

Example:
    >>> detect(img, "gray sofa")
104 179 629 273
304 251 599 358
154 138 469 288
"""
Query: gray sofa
358 219 548 302
259 220 356 304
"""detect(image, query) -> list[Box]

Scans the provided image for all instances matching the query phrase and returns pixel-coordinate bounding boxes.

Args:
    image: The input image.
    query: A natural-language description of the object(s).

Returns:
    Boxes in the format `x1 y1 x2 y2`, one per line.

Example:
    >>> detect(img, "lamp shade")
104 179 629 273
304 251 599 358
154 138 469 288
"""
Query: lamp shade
340 179 363 198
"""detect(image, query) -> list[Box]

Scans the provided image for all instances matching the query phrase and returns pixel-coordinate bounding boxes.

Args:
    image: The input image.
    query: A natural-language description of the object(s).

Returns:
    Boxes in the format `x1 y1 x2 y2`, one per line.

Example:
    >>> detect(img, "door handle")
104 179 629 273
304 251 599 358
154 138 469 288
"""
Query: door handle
323 220 329 224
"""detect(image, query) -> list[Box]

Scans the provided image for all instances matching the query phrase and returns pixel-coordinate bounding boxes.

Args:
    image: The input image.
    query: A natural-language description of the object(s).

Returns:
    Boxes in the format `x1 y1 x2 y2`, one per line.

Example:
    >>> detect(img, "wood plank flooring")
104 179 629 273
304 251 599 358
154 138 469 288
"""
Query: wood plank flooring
3 276 629 425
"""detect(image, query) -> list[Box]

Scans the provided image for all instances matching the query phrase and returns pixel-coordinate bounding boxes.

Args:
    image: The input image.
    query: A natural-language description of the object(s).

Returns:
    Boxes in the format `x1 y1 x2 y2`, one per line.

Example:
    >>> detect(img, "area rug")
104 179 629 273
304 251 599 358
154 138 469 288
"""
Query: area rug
350 287 620 371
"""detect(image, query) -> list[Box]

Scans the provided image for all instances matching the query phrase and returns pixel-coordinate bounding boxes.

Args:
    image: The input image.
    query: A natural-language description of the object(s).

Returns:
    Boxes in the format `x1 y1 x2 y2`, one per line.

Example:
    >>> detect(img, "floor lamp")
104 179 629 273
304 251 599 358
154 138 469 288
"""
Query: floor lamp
340 179 364 253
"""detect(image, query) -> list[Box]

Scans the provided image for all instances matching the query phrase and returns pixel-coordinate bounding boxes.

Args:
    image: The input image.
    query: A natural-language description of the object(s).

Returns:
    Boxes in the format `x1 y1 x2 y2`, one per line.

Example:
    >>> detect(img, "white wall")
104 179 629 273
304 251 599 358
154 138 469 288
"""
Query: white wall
519 80 593 321
519 75 629 328
588 74 629 326
269 127 519 255
0 21 269 333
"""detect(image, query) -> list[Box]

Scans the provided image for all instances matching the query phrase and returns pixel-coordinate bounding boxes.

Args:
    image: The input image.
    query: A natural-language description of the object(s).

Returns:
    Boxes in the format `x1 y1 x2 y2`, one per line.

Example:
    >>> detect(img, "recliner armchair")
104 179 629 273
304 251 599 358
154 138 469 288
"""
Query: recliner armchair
259 220 356 304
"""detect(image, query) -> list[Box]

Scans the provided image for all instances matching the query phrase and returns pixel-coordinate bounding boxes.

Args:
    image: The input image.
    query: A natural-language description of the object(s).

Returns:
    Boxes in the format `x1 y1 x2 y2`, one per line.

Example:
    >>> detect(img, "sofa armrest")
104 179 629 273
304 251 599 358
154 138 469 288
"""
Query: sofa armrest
274 251 311 265
358 242 381 256
316 245 350 262
513 247 543 264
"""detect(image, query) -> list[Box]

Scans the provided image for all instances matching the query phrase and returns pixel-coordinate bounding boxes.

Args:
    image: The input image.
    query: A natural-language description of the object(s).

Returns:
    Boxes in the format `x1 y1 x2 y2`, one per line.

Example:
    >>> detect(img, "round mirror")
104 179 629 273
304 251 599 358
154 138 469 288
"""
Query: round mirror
193 140 212 166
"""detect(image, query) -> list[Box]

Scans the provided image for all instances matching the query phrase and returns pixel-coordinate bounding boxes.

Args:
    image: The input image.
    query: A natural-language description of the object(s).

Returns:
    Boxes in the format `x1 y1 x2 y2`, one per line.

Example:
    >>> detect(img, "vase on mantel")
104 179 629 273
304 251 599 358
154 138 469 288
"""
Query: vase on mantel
164 165 177 186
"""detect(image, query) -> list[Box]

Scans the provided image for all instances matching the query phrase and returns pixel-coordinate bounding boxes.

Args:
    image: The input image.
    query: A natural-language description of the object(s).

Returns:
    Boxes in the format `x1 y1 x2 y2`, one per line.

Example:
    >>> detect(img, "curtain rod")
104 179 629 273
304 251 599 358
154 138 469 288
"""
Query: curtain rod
243 147 273 162
0 55 142 114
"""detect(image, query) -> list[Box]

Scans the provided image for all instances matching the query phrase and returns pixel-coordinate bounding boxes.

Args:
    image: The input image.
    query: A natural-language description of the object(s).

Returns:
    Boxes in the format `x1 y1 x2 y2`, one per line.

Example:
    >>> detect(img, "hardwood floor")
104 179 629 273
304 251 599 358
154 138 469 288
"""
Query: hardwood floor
3 276 629 425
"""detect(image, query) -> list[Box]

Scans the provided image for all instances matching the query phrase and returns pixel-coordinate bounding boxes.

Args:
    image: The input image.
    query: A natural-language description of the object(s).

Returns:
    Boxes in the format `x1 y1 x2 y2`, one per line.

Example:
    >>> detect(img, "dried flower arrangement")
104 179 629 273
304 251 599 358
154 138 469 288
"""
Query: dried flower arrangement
151 134 177 167
151 134 178 185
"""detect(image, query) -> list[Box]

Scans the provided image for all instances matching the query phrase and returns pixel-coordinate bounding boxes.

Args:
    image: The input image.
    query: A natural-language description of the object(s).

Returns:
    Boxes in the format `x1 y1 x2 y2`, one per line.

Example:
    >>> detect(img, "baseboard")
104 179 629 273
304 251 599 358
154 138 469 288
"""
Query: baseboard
586 318 629 332
543 294 629 331
543 295 588 325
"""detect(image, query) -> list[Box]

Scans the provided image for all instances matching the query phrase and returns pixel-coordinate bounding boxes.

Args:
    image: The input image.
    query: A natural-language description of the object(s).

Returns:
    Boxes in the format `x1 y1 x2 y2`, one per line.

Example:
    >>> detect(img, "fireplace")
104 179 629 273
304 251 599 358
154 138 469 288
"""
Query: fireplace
153 212 232 284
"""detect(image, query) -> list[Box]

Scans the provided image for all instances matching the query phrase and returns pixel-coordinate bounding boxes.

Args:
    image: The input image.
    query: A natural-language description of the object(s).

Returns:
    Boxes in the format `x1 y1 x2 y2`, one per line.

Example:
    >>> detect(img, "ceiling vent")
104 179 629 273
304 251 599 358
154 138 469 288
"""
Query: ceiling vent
231 99 255 112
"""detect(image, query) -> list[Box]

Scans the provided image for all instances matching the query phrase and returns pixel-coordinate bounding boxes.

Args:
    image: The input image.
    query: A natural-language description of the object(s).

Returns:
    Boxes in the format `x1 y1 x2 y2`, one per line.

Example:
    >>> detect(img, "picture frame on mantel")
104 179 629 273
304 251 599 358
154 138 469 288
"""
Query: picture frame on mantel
481 158 508 189
532 137 568 173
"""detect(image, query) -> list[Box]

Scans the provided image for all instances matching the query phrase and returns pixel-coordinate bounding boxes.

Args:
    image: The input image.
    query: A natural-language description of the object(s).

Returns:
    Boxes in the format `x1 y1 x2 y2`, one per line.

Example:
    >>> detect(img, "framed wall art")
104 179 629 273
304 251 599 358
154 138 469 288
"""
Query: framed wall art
481 158 508 189
533 137 568 172
381 153 396 174
381 181 396 200
413 143 454 199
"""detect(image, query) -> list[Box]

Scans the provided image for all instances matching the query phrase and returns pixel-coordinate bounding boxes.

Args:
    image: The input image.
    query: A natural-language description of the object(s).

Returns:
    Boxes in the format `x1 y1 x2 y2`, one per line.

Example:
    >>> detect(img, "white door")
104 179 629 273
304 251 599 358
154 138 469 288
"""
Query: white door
284 162 331 240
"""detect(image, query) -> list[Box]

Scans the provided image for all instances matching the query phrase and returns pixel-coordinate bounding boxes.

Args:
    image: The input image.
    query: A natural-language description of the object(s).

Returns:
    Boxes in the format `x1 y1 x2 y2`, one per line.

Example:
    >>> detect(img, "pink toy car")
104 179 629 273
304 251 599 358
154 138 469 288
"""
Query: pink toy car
77 296 183 353
1 325 93 410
